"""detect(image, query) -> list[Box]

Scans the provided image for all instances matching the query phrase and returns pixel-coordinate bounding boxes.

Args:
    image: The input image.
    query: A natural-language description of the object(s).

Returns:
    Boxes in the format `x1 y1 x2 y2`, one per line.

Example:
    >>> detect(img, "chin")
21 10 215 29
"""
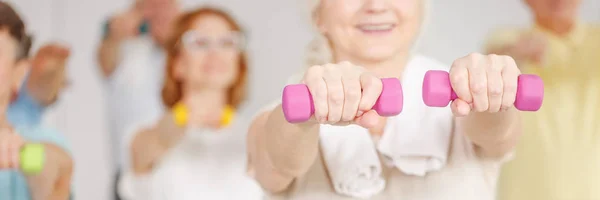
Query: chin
357 46 402 62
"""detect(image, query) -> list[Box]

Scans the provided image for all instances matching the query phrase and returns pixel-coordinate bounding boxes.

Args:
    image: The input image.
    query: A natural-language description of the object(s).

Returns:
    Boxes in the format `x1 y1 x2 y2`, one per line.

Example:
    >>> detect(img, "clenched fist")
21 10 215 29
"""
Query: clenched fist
108 9 144 41
27 43 71 106
31 43 70 73
449 53 521 116
302 62 384 128
0 127 24 169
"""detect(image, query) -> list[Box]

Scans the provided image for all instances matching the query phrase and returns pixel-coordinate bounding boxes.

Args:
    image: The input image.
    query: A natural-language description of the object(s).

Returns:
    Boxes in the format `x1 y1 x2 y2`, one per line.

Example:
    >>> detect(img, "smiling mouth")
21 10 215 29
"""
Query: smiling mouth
356 23 396 33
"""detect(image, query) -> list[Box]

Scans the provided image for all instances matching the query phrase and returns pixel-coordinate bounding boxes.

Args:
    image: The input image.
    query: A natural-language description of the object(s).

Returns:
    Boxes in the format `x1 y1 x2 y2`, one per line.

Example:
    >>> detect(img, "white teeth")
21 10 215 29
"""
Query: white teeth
358 24 394 31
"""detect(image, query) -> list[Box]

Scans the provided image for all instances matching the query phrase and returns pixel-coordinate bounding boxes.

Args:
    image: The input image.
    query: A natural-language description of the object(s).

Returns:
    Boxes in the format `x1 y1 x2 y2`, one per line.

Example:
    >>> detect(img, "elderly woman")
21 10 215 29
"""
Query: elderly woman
247 0 527 199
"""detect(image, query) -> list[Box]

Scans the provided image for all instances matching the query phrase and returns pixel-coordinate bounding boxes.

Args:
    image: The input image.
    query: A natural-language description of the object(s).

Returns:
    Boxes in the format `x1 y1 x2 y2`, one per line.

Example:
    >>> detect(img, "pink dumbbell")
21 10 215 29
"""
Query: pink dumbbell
422 70 544 111
282 78 404 123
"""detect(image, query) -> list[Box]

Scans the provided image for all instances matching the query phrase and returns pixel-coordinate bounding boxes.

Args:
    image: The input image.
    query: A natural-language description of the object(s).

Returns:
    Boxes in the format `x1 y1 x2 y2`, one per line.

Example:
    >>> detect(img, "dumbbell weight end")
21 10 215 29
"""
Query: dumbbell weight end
20 143 45 175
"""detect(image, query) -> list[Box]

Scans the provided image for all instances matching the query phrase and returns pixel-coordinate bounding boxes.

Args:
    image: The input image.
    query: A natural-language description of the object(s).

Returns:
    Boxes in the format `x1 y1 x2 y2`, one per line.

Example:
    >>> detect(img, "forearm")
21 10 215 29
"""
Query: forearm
25 71 61 107
130 130 168 174
461 108 521 158
26 143 73 200
97 38 121 78
253 105 319 192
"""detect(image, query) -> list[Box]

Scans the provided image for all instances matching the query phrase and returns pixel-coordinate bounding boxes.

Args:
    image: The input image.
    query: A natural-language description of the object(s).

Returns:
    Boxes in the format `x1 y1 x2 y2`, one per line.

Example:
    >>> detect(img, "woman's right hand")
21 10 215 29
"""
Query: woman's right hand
0 128 24 170
302 62 384 129
108 9 143 42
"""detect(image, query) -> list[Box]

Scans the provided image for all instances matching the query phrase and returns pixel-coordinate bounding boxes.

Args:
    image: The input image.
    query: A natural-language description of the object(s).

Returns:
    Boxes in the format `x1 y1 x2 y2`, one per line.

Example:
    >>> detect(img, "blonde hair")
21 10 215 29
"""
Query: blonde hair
304 0 430 67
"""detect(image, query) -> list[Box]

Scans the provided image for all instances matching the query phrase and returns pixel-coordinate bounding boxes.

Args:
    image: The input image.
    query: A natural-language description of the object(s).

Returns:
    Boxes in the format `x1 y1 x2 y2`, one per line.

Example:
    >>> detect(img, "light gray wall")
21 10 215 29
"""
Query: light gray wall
5 0 600 199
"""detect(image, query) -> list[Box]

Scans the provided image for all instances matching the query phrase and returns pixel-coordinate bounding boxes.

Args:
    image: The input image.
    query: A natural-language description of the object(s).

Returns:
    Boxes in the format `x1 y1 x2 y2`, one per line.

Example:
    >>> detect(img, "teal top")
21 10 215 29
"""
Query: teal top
0 126 72 200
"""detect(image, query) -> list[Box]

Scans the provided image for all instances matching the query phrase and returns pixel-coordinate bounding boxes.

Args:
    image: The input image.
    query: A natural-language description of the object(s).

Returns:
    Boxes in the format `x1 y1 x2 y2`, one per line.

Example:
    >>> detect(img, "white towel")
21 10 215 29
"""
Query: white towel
377 110 452 176
319 124 386 199
377 55 453 176
318 55 454 198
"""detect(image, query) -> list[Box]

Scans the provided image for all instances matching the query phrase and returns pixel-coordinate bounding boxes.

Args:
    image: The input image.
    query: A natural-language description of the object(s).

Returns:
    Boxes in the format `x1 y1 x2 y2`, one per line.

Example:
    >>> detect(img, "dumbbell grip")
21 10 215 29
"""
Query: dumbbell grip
423 70 544 111
447 75 541 111
282 78 403 123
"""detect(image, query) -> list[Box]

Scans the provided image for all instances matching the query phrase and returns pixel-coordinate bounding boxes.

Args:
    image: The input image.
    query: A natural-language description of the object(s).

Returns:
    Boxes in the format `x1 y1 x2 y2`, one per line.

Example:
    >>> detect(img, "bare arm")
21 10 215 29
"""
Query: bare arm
247 105 320 193
460 108 521 159
26 143 73 200
24 44 70 107
130 115 184 174
97 37 121 78
96 10 142 78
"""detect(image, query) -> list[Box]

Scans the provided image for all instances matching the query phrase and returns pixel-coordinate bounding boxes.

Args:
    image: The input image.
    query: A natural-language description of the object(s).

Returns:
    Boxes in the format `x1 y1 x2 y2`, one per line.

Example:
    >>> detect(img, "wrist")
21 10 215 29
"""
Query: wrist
463 108 520 145
264 106 320 176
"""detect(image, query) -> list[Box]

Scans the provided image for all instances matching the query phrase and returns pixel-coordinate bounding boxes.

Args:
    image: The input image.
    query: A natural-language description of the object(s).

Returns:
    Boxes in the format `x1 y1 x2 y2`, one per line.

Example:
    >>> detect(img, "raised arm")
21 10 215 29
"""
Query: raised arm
96 10 143 78
129 113 188 174
25 43 70 107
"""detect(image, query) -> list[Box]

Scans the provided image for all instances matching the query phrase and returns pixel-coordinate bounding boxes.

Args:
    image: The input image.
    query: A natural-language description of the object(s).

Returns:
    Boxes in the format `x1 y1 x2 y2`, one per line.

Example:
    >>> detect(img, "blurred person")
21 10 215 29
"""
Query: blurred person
95 0 180 199
247 0 529 199
118 7 263 200
485 0 600 199
0 2 73 200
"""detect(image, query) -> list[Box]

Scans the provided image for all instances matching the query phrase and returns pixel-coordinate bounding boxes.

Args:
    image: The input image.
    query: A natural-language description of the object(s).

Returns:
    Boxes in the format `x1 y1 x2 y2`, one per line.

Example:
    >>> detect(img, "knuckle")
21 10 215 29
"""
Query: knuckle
488 86 503 97
450 71 467 84
315 87 328 100
345 87 361 100
500 55 514 62
329 92 345 106
451 58 465 67
370 76 383 89
323 63 337 71
466 52 483 59
505 82 518 92
306 65 323 76
470 82 486 94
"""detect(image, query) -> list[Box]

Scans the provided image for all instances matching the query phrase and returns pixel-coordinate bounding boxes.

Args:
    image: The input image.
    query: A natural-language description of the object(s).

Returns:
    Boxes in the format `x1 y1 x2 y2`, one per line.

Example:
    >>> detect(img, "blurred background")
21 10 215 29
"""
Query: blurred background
4 0 600 199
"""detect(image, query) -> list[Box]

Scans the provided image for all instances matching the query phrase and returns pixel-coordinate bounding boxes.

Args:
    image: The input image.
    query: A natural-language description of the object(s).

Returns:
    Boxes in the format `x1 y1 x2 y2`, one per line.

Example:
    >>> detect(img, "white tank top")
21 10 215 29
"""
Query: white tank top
119 119 264 200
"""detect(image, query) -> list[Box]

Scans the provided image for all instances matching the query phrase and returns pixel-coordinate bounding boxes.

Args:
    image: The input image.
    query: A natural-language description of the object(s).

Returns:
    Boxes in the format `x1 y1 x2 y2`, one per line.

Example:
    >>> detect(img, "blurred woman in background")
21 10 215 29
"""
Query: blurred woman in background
485 0 600 199
118 7 263 200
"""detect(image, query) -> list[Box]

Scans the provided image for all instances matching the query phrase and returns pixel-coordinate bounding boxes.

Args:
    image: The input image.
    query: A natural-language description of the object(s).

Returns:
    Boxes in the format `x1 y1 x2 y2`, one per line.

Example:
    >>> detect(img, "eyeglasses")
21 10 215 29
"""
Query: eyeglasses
180 30 246 52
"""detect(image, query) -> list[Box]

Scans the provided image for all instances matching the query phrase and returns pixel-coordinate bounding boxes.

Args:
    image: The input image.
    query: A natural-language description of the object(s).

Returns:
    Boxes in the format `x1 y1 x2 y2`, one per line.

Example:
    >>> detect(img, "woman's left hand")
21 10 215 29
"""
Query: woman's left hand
449 53 521 117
